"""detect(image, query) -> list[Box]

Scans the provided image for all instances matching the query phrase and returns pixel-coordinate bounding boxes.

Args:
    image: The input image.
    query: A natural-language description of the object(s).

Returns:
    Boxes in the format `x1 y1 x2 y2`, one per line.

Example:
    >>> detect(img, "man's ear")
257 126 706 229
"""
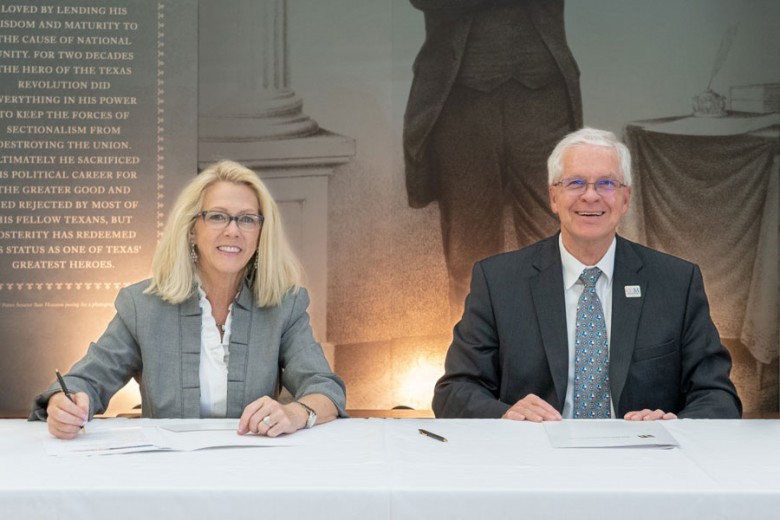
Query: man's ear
548 185 559 215
620 186 632 216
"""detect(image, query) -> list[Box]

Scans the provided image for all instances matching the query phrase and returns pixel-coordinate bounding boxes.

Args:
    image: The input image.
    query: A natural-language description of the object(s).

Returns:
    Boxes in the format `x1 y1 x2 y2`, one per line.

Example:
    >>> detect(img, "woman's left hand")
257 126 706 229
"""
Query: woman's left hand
237 396 307 437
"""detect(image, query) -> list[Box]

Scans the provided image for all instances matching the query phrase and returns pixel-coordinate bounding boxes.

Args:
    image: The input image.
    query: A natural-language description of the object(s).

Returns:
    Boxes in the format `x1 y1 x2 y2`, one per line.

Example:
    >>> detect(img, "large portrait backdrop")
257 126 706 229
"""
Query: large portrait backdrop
0 0 777 417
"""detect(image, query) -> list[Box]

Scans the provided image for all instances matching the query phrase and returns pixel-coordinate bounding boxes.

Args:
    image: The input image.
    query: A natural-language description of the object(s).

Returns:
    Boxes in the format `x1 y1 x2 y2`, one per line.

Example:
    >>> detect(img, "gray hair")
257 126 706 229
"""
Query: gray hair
547 127 632 186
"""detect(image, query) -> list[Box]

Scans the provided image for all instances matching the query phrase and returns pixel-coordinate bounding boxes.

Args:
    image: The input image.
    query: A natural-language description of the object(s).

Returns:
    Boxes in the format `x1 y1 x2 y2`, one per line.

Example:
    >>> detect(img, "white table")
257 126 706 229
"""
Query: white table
1 418 779 519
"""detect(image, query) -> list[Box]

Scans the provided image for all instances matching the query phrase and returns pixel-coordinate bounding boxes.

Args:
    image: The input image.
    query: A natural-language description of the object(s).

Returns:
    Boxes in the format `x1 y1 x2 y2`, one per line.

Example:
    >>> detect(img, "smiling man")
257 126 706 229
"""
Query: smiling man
433 127 741 421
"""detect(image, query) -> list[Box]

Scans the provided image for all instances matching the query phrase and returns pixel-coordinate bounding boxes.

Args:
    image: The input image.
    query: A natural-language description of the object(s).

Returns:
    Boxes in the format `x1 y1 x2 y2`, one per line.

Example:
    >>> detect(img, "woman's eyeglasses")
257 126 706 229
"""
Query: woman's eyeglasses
198 210 264 231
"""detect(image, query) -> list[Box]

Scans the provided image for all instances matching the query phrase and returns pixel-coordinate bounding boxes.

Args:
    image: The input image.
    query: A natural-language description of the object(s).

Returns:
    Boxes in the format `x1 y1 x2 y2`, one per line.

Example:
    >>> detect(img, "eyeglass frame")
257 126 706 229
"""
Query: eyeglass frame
197 210 265 231
551 178 628 194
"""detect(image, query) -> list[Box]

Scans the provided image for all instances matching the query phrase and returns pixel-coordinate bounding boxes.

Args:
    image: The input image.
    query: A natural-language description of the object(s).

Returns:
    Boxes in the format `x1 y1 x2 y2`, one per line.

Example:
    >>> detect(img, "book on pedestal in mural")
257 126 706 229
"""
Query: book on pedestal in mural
729 83 780 114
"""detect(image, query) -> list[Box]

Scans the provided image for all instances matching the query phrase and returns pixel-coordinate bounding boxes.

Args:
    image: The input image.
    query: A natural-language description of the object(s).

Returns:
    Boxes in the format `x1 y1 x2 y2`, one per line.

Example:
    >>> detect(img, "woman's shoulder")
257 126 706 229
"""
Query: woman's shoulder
243 280 309 311
115 279 171 309
118 278 153 297
281 285 309 308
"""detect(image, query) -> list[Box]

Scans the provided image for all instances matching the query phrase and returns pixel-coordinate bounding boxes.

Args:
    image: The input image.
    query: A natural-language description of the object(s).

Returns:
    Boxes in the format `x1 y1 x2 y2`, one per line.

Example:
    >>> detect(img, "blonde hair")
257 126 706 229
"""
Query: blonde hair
145 160 302 307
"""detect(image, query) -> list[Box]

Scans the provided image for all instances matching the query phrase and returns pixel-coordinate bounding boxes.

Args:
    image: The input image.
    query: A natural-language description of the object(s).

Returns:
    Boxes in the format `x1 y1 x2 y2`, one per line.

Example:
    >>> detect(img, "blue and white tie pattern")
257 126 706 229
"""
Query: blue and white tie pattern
573 267 611 418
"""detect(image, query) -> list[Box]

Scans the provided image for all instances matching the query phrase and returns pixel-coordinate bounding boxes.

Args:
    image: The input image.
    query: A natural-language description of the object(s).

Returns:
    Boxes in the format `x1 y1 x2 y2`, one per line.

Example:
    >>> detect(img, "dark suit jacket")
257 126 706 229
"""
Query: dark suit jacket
433 235 742 419
403 0 583 208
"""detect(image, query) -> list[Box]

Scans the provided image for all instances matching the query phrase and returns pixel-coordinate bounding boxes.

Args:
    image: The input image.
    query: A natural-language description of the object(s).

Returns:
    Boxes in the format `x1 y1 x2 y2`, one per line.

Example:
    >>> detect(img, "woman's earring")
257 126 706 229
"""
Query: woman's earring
190 244 198 263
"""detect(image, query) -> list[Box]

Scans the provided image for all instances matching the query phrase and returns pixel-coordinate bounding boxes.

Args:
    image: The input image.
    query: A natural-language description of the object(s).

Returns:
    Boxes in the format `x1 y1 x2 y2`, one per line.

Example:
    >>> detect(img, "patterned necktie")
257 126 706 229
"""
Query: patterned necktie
573 267 611 418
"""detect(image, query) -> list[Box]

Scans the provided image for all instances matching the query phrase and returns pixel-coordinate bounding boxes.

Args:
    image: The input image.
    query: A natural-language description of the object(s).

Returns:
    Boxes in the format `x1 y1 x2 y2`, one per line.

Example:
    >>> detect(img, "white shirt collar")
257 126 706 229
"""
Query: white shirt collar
559 235 617 290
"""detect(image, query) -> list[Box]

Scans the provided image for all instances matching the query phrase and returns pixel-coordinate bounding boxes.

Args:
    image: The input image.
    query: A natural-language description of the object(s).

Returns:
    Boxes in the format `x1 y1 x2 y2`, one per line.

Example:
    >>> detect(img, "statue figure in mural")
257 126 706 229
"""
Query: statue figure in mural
403 0 583 320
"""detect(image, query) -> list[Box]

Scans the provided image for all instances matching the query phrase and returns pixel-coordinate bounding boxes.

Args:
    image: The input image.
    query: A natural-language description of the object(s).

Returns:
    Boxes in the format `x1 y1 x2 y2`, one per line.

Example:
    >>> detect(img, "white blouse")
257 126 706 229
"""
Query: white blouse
197 286 232 418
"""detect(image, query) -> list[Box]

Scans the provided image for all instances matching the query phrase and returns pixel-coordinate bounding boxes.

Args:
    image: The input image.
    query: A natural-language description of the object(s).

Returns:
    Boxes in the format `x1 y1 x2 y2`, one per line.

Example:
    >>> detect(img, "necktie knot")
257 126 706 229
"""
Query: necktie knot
579 267 602 289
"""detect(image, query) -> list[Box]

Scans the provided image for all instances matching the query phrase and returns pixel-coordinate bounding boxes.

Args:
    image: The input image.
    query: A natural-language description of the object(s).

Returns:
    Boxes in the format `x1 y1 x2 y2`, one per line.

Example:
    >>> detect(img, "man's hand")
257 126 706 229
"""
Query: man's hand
502 394 562 422
624 409 677 421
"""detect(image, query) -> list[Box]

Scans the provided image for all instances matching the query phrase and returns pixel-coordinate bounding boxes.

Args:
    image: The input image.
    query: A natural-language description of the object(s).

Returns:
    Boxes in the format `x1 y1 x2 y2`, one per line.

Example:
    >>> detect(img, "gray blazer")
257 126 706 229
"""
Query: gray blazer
433 235 742 419
31 280 346 420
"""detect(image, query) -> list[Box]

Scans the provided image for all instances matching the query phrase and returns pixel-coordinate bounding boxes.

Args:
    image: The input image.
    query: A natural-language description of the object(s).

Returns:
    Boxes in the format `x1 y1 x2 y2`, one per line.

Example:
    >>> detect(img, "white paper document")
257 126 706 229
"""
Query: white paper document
43 426 159 456
544 420 679 449
159 419 240 432
43 419 300 456
146 421 301 451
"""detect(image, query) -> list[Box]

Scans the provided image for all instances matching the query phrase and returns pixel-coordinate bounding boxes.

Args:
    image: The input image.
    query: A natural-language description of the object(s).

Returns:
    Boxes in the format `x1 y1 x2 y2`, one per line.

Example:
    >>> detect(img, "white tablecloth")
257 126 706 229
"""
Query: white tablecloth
1 418 779 519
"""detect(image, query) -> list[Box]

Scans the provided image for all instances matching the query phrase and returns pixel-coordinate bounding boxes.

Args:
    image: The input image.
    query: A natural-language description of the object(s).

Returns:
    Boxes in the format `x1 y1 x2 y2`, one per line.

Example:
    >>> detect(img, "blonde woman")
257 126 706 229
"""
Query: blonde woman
33 160 346 439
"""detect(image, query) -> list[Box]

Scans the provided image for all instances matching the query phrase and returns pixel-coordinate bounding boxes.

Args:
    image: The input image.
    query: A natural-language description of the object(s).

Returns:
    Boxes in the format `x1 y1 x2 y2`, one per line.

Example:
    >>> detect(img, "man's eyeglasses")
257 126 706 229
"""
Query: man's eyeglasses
198 210 264 231
552 178 627 194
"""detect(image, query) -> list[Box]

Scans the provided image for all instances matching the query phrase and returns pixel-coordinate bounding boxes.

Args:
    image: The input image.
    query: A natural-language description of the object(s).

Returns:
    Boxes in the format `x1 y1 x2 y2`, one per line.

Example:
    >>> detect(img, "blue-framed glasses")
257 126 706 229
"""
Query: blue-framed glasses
553 178 627 194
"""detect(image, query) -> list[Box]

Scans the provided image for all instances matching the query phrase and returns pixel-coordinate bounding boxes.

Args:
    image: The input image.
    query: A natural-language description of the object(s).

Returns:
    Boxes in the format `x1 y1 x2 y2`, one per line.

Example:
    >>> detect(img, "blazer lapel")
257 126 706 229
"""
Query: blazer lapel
530 237 569 410
609 238 646 414
226 281 252 417
180 292 202 418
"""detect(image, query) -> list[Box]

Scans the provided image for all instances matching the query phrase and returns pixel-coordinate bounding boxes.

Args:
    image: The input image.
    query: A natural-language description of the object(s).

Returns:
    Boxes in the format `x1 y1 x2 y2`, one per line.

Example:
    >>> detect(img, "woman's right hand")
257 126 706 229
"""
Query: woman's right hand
46 391 90 439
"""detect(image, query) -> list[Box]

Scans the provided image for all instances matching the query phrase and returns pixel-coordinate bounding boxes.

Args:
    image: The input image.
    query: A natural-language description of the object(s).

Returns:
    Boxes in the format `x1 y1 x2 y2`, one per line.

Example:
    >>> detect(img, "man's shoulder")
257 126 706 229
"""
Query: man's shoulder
617 237 697 273
477 235 557 274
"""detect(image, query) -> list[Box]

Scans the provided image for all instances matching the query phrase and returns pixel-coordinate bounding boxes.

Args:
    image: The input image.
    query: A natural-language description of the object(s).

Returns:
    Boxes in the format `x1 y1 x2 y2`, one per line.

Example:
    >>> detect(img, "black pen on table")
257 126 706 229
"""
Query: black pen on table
55 369 86 431
418 428 447 443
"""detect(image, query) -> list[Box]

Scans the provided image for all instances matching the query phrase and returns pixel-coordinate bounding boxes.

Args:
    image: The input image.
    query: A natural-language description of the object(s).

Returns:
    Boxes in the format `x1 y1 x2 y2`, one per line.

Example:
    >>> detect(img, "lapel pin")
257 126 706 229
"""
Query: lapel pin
624 285 641 298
